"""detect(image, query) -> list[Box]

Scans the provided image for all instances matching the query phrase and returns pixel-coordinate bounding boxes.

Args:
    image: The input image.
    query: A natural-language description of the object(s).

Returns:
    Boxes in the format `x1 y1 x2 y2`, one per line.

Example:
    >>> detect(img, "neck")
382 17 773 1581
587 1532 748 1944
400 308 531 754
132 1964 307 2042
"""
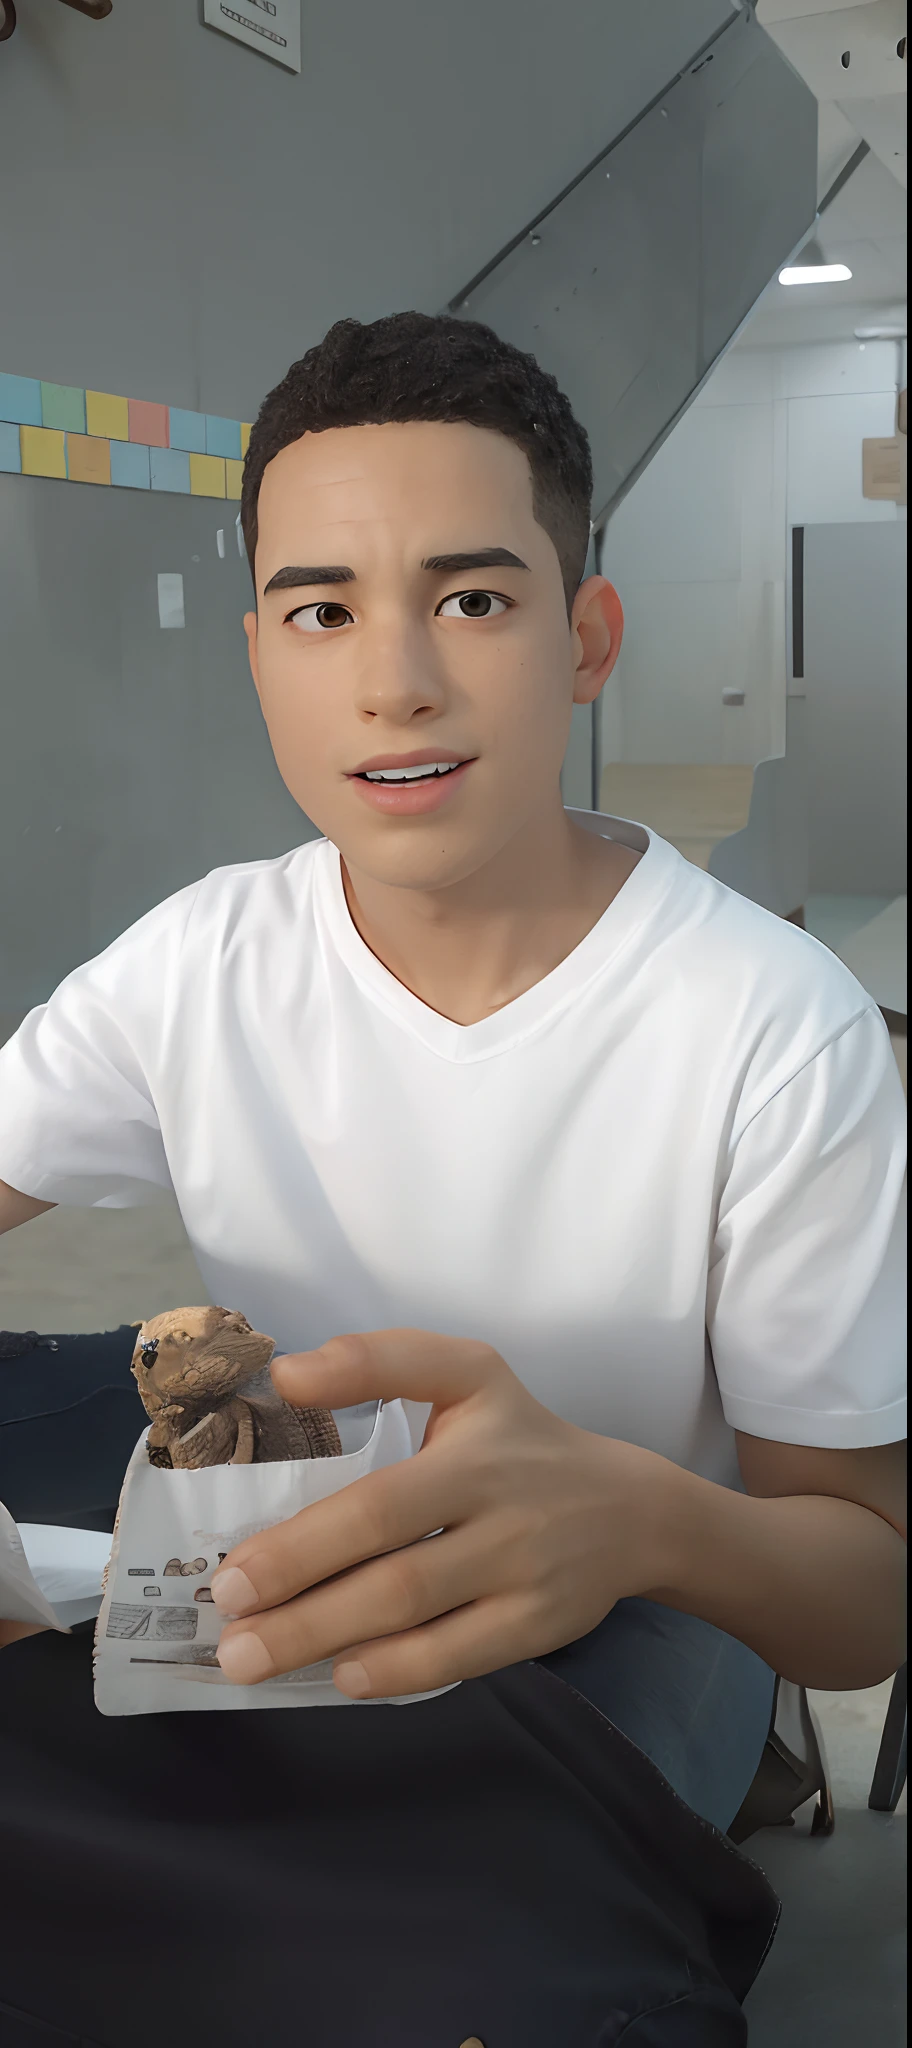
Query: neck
339 803 641 1026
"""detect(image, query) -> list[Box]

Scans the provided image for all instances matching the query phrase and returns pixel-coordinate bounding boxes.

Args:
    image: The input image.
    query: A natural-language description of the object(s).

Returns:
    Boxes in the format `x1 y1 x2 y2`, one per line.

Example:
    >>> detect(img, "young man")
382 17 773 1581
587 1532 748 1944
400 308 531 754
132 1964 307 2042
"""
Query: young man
0 314 905 1835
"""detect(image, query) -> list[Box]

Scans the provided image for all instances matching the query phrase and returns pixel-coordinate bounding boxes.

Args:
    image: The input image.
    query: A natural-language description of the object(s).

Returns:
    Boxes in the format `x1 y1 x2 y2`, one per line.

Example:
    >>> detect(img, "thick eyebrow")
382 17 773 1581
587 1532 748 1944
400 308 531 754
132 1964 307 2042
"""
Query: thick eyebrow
262 547 530 596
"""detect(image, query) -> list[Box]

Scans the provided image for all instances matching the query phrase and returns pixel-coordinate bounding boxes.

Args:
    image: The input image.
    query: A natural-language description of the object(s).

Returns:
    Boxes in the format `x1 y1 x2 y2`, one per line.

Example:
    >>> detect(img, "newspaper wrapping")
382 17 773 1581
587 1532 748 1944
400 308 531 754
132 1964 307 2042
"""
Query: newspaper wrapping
93 1396 454 1716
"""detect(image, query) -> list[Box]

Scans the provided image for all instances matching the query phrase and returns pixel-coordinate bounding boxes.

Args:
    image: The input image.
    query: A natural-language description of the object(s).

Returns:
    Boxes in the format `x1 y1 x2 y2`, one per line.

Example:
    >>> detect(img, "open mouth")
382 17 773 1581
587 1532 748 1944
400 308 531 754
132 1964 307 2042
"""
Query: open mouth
354 761 469 785
348 759 475 812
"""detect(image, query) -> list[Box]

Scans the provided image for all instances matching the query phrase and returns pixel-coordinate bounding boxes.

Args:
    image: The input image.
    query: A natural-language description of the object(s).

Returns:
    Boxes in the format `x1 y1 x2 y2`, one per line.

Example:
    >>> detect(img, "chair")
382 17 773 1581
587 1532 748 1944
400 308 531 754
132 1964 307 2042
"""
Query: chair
729 1662 909 1845
868 1664 907 1814
727 1677 835 1845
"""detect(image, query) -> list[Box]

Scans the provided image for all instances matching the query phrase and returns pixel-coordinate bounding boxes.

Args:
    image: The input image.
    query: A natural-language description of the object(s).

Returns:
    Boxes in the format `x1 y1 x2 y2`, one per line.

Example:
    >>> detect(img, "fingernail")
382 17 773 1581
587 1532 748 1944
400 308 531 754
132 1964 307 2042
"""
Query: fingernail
333 1660 372 1698
210 1567 259 1616
217 1633 275 1685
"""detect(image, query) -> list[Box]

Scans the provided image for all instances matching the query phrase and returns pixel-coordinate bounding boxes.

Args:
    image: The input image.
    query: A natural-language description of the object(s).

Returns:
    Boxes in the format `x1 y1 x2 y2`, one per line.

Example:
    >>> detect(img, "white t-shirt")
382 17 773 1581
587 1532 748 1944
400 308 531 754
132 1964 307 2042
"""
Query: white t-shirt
0 815 905 1489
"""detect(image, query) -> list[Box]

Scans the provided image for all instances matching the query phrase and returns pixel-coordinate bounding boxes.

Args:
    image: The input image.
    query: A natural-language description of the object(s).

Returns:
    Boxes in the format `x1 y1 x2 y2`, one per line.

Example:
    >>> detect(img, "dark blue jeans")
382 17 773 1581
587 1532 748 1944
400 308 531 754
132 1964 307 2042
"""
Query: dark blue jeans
0 1324 774 1830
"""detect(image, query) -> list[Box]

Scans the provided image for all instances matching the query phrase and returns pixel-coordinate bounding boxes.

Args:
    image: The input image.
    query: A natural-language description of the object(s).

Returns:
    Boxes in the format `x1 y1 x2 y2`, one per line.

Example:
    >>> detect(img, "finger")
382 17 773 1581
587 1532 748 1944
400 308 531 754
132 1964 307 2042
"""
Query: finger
270 1328 503 1412
332 1596 539 1700
216 1523 495 1684
211 1448 469 1617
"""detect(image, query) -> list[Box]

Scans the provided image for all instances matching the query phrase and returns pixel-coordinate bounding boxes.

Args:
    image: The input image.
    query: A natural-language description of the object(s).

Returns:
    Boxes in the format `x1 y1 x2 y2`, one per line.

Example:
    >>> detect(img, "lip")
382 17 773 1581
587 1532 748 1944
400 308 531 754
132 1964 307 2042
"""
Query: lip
348 759 474 815
348 748 470 773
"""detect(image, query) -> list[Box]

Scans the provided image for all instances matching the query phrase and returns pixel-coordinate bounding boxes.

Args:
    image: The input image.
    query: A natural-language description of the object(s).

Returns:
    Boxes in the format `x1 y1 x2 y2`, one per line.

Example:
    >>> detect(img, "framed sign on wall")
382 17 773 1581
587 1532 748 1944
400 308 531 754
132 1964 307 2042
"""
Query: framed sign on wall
202 0 301 74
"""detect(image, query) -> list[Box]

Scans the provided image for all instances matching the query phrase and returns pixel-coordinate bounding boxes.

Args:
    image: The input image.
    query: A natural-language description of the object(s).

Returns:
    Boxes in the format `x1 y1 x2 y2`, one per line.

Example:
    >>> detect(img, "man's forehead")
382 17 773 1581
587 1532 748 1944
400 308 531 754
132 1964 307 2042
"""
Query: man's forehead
260 419 530 509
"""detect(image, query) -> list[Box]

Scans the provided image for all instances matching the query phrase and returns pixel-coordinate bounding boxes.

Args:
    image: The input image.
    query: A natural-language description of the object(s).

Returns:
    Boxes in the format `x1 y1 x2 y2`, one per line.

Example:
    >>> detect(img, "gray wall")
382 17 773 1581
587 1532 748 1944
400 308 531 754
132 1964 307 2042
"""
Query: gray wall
803 522 907 898
0 0 738 419
0 476 310 1014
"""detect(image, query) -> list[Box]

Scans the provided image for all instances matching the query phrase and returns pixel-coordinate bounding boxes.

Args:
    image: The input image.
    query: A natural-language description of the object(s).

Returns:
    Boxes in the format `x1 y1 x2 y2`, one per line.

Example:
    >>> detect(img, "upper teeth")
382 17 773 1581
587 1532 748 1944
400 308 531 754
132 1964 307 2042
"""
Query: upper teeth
364 762 463 782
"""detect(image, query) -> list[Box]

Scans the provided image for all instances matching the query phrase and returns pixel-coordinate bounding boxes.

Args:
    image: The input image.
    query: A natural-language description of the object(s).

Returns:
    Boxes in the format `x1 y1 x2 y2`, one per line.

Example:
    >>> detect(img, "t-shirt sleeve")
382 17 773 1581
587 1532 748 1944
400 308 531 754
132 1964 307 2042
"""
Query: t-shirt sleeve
0 884 201 1210
708 1006 907 1450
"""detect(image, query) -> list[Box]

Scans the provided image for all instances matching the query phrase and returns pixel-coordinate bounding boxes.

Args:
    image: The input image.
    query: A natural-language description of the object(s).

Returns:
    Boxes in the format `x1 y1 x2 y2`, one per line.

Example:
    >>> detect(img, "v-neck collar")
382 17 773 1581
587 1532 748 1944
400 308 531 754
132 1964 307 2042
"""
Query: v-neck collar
313 812 681 1064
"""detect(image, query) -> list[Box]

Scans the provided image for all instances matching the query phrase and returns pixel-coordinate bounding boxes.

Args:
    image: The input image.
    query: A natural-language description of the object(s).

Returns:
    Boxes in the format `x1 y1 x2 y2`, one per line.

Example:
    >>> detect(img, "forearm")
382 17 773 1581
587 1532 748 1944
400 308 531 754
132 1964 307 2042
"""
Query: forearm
643 1464 907 1691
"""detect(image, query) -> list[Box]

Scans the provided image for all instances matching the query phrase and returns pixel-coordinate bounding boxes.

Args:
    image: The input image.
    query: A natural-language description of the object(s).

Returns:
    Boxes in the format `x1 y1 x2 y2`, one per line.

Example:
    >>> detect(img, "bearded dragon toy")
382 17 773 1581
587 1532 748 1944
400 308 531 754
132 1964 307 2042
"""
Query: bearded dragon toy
131 1306 341 1469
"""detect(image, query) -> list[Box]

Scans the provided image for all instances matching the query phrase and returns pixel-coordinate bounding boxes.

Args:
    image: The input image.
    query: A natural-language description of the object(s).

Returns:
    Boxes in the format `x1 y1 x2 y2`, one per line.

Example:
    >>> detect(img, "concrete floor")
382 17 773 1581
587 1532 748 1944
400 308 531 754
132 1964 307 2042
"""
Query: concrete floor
0 891 906 2040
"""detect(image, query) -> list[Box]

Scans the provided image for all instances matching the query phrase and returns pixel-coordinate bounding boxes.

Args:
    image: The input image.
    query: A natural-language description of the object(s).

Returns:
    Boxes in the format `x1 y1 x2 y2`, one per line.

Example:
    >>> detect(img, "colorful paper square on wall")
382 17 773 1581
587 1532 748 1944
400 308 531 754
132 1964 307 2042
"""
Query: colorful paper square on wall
240 423 252 457
170 407 207 454
225 458 243 501
129 398 169 448
150 447 191 494
0 373 43 427
189 452 226 498
110 441 151 490
21 426 67 479
0 421 22 472
86 391 130 442
41 383 86 434
205 415 242 461
66 434 112 487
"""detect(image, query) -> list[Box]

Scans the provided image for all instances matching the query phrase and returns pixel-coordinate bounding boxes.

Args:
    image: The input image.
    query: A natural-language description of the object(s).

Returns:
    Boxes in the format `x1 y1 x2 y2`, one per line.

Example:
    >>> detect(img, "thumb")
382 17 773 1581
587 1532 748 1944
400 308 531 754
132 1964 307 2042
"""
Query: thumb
271 1328 502 1411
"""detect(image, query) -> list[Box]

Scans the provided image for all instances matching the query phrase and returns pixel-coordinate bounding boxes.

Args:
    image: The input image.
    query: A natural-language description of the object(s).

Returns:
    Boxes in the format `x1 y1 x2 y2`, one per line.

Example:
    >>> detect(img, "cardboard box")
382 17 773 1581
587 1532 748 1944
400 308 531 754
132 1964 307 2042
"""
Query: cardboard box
862 436 904 502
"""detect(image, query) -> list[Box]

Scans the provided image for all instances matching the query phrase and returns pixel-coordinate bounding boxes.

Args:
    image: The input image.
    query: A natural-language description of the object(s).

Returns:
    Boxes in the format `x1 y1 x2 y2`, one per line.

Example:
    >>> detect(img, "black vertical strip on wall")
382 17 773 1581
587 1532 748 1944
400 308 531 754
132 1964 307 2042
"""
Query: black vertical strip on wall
791 525 805 680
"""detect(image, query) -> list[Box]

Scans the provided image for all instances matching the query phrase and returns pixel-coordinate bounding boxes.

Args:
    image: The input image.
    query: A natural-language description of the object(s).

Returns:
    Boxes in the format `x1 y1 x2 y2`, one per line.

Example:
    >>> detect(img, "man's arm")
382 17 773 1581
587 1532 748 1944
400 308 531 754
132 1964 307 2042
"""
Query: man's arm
645 1433 907 1691
0 1177 56 1235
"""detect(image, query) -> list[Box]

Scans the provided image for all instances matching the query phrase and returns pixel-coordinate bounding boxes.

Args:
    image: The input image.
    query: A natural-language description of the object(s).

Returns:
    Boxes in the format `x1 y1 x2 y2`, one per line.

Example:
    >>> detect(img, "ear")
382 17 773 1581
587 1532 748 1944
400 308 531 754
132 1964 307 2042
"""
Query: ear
244 609 261 703
569 576 624 708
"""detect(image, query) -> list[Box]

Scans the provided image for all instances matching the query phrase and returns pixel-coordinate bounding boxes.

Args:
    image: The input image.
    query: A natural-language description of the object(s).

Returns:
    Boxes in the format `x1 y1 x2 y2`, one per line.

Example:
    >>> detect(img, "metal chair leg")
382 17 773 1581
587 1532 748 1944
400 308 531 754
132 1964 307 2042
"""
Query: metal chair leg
869 1664 908 1814
800 1684 836 1837
727 1678 836 1844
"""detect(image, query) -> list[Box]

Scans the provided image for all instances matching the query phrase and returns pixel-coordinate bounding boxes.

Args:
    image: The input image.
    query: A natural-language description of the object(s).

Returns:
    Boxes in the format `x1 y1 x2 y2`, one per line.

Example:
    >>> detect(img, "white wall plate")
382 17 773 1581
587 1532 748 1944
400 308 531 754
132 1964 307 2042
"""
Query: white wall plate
202 0 301 75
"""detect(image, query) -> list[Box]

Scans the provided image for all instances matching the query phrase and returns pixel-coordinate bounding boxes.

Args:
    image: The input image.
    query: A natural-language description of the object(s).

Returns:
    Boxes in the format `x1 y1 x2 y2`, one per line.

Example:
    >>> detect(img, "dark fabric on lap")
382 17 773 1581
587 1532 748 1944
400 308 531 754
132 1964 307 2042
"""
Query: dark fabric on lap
0 1631 778 2048
0 1326 140 1528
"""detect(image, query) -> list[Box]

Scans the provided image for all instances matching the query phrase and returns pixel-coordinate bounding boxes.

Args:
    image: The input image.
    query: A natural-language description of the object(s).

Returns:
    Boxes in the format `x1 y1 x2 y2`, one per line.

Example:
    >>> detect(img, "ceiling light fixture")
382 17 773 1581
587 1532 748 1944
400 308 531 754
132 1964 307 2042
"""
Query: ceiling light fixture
779 237 852 287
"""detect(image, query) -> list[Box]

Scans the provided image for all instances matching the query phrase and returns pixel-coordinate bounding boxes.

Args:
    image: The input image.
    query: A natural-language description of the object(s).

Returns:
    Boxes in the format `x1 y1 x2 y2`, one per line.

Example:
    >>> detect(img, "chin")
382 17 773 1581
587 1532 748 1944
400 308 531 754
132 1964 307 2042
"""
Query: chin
350 840 489 892
330 819 500 893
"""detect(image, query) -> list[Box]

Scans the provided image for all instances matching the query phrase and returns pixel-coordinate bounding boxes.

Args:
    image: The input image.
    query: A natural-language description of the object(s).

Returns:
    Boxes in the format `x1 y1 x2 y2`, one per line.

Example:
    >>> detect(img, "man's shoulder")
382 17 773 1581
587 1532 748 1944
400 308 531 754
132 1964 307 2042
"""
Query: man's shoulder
695 869 868 1005
129 838 327 946
190 836 324 907
623 828 862 1030
672 861 881 1095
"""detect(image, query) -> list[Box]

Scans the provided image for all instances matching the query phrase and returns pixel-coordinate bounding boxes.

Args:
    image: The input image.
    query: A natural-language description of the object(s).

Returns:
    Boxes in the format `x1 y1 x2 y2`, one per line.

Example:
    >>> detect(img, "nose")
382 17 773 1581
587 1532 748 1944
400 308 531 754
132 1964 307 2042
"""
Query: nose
350 614 448 726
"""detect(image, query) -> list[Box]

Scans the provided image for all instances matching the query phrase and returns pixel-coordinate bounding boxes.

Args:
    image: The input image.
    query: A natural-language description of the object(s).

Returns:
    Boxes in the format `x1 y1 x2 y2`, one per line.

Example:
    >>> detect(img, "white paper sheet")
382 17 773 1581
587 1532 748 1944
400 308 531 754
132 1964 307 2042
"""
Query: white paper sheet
20 1522 113 1628
0 1502 81 1630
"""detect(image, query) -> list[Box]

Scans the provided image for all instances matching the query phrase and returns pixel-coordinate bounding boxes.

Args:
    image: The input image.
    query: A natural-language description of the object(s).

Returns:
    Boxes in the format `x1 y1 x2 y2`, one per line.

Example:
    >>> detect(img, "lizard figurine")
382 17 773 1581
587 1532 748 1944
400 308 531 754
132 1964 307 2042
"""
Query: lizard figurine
130 1305 341 1469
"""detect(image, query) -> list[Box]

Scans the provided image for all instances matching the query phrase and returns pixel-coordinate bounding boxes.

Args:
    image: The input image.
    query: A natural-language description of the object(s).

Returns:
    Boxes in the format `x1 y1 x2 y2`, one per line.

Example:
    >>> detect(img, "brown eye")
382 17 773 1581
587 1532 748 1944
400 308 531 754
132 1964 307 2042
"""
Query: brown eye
437 590 509 620
289 603 352 633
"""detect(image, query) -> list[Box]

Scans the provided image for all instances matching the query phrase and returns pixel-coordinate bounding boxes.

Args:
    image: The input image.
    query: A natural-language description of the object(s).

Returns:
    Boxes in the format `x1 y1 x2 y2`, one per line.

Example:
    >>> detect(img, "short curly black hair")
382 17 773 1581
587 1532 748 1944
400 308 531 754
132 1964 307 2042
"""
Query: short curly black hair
241 313 593 622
